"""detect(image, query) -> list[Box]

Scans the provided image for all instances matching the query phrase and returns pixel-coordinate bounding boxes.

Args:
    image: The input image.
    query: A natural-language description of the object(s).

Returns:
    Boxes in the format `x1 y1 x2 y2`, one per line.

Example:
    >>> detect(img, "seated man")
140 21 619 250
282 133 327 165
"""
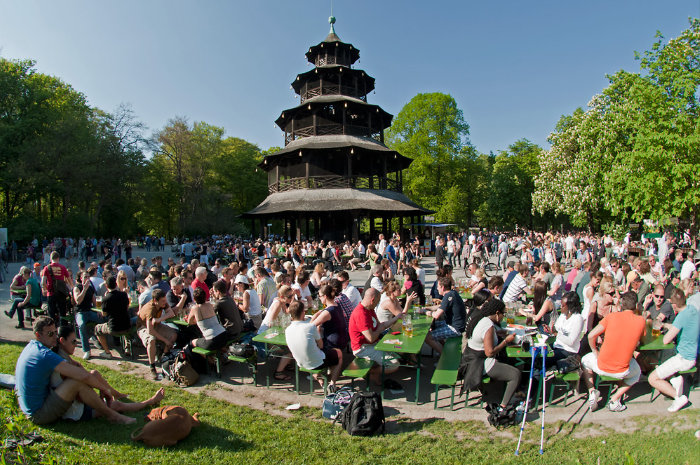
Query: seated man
94 276 132 359
212 280 243 338
502 264 531 303
285 301 342 393
581 291 646 412
348 288 404 391
648 288 699 412
642 284 675 323
166 276 192 315
14 316 135 425
424 276 467 355
137 289 177 380
5 266 42 329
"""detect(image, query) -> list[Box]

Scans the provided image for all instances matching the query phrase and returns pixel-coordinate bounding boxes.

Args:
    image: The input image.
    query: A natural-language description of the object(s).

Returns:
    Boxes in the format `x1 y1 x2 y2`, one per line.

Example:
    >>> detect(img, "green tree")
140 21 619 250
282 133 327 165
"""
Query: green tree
603 20 700 234
488 139 541 229
386 92 472 223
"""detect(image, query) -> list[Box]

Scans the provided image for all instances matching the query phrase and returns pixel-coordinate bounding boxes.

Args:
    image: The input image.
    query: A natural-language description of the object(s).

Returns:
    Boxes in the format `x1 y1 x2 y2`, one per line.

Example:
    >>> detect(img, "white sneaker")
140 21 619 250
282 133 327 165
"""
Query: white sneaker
82 351 91 360
670 376 683 399
98 351 112 359
588 389 600 411
668 395 688 413
608 399 627 412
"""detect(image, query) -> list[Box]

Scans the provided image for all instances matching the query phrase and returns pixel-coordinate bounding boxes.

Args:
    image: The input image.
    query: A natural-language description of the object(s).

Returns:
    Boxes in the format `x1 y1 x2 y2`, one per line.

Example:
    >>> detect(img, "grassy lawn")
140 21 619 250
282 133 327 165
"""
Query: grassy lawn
0 342 698 464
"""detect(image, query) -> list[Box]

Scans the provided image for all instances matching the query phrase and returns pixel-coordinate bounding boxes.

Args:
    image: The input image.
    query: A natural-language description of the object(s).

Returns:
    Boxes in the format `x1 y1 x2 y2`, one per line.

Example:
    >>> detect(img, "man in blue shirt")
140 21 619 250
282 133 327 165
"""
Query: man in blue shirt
15 316 135 425
499 261 518 300
648 288 699 413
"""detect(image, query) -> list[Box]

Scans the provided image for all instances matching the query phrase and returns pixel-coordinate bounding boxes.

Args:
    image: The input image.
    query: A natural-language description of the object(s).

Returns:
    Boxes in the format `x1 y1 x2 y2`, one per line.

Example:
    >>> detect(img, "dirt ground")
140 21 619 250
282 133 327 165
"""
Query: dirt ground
1 248 698 434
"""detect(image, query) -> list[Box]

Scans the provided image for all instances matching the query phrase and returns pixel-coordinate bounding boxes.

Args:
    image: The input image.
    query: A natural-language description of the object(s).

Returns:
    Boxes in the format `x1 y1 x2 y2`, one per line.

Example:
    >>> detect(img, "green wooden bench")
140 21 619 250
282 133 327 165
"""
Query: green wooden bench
193 334 253 379
295 365 328 396
595 374 621 406
111 327 137 361
548 371 581 407
430 337 462 410
342 358 374 391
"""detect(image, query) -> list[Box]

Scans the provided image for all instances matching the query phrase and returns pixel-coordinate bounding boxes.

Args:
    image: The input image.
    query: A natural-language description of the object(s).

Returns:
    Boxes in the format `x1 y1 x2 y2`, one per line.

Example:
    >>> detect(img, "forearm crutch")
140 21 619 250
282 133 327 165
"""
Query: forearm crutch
515 346 538 456
539 346 547 454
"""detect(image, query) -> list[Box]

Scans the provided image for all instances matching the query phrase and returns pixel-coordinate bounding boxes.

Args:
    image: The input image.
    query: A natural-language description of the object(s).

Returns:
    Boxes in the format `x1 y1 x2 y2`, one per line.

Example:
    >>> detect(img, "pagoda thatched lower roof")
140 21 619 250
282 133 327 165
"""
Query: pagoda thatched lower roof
242 188 432 217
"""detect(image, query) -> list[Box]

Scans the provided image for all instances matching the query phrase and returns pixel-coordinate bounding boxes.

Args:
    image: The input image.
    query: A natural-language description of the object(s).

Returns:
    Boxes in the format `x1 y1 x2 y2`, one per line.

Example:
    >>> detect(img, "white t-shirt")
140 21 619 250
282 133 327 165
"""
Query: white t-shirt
447 240 455 254
342 284 361 309
285 320 324 370
370 276 384 293
415 267 426 286
553 313 585 353
680 259 696 280
467 317 498 373
503 274 527 303
245 289 262 316
292 282 312 307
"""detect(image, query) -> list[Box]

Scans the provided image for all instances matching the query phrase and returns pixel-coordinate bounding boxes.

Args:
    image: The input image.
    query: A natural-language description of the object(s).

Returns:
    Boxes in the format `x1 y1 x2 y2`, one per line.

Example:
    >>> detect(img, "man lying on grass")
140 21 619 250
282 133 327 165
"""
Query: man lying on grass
15 316 136 425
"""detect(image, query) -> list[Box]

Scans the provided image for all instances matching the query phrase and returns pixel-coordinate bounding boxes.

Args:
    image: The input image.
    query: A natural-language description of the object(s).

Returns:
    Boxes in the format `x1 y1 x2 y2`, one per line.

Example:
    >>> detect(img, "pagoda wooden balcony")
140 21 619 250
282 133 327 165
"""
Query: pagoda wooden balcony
285 124 382 145
300 84 367 104
269 175 401 194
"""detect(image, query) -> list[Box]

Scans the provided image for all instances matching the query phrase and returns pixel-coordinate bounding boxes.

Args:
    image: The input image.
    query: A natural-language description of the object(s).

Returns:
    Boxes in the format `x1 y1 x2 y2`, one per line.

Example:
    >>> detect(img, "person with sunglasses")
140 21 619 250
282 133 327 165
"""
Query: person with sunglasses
642 284 675 323
15 316 136 425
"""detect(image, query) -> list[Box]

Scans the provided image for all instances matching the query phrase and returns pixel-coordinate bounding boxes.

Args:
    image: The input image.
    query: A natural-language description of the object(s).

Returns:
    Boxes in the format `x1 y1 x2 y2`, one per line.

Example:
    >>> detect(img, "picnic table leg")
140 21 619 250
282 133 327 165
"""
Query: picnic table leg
381 353 386 400
265 343 270 389
415 353 421 404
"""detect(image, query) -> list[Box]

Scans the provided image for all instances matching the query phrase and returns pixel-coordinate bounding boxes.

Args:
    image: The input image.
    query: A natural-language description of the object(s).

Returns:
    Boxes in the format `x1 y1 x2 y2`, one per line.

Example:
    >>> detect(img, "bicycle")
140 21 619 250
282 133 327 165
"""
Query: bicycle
472 250 498 277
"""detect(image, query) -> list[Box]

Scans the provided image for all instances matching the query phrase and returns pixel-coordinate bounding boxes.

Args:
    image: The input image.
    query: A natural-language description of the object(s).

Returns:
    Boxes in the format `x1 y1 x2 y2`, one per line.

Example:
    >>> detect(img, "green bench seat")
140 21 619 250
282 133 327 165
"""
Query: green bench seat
548 371 581 407
650 366 698 401
342 358 374 391
295 365 328 396
431 337 462 410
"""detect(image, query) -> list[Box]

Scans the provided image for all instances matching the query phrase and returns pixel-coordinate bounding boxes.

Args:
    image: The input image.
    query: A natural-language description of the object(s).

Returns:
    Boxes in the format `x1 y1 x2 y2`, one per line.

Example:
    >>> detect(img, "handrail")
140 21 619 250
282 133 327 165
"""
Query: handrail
269 175 401 194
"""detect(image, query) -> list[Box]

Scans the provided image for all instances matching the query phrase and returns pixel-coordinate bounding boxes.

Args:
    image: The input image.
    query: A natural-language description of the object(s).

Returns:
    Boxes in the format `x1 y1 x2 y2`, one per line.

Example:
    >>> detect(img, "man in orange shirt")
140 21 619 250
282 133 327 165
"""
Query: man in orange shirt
581 291 646 412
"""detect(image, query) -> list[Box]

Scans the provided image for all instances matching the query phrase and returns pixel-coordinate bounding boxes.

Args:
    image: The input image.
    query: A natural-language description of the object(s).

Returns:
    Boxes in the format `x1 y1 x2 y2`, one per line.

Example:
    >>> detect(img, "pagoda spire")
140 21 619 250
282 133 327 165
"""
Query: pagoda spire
325 15 340 42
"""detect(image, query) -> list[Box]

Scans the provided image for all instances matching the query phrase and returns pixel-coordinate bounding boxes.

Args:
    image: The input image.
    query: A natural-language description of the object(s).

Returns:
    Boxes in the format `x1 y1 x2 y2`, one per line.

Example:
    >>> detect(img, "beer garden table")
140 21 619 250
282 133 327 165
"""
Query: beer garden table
375 313 433 403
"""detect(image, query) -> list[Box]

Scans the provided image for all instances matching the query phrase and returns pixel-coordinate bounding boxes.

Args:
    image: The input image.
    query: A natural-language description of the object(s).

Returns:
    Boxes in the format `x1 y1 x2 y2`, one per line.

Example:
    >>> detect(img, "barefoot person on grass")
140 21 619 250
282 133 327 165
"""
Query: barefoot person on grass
15 316 136 425
51 324 165 421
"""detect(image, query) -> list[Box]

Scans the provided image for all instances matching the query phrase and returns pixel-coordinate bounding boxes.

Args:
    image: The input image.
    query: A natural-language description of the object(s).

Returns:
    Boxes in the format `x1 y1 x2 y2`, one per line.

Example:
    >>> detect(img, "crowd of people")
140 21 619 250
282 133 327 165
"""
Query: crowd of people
7 228 699 427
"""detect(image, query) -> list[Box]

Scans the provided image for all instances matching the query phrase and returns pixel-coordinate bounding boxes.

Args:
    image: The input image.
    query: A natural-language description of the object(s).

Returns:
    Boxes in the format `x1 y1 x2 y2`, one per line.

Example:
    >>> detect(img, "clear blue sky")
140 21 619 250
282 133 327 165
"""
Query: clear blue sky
1 1 697 155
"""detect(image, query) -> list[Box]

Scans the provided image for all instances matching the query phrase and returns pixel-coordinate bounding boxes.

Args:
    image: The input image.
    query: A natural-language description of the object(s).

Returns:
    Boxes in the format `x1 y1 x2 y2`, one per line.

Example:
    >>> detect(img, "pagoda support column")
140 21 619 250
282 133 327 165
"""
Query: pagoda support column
284 218 289 242
352 215 359 242
313 111 317 136
305 217 310 240
314 217 320 241
251 218 256 239
369 216 375 240
399 216 403 237
382 158 387 189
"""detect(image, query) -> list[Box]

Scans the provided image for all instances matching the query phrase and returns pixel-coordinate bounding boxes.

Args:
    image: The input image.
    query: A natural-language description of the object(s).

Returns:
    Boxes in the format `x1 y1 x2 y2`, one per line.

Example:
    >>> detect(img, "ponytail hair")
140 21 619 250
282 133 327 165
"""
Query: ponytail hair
464 298 505 339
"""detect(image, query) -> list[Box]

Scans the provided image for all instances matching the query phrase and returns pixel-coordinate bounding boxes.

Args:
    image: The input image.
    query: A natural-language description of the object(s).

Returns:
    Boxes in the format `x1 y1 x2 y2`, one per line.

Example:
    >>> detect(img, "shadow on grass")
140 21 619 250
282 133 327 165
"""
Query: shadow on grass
45 416 252 452
0 338 27 347
385 417 440 435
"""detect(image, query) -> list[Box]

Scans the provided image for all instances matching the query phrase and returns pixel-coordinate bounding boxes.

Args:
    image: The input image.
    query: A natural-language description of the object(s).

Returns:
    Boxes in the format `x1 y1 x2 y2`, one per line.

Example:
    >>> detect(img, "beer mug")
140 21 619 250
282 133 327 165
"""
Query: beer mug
652 319 662 338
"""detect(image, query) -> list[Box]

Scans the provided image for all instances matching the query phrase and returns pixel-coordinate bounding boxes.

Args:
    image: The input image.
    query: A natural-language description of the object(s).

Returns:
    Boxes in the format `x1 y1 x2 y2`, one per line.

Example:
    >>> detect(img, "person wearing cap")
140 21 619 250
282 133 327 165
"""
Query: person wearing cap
31 262 42 282
234 274 262 328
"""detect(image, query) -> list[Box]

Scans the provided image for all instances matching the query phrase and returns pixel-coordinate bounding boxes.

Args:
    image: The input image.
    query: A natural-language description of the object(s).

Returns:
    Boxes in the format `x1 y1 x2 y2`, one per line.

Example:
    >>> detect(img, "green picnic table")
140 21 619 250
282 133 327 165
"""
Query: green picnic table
375 314 433 403
166 317 189 326
252 328 289 387
639 335 675 351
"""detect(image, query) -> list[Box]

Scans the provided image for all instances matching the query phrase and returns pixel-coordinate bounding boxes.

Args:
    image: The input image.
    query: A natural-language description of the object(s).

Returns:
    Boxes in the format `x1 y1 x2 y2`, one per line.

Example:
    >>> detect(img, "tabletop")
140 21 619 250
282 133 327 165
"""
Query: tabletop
252 327 288 346
375 314 433 354
639 335 675 351
506 345 553 358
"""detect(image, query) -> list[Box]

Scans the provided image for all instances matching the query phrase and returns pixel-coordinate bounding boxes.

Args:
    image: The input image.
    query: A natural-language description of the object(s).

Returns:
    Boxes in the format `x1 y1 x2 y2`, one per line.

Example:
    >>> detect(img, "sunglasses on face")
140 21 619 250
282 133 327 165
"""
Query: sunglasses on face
654 294 664 299
70 339 79 345
45 331 56 337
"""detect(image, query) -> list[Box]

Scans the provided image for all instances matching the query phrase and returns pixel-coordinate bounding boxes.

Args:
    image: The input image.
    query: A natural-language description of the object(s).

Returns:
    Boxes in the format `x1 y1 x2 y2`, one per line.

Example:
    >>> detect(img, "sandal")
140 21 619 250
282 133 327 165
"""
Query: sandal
273 371 291 381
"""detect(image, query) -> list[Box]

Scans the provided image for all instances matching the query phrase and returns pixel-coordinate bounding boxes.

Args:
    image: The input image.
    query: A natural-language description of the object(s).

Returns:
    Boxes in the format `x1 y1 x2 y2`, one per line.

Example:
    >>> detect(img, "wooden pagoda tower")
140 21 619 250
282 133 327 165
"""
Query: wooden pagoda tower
244 17 430 241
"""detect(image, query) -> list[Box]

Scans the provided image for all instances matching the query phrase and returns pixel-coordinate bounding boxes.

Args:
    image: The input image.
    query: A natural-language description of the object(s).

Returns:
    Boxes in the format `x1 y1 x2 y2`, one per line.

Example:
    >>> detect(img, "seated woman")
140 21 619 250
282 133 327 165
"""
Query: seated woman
257 285 295 381
309 284 349 350
520 281 555 332
550 291 585 366
310 263 327 295
470 267 488 294
52 325 164 421
430 265 453 303
462 298 520 410
380 258 394 282
548 263 565 308
402 267 426 306
234 274 262 329
185 287 229 351
375 280 418 323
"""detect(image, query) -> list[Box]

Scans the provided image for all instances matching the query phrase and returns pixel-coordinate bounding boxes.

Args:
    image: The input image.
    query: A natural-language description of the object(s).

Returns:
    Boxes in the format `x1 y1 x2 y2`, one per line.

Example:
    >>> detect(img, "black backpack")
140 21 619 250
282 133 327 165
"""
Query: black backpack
339 392 385 436
484 402 518 428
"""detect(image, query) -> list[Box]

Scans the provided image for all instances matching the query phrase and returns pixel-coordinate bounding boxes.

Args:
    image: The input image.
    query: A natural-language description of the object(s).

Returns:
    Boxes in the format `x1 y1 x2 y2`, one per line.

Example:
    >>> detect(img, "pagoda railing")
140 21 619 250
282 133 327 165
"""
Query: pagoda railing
300 84 367 103
285 124 382 145
269 175 401 194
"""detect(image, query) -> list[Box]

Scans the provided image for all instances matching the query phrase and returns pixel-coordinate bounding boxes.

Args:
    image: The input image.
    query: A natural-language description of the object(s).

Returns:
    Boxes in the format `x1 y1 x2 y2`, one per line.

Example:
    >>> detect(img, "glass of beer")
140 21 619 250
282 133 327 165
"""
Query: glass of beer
96 296 102 309
403 314 413 337
506 309 515 325
652 319 662 338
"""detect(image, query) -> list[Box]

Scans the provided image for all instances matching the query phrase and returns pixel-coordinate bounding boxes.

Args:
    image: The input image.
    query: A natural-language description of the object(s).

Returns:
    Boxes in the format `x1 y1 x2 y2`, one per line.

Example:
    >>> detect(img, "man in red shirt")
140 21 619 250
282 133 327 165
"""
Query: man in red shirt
581 291 646 412
41 251 73 323
348 288 404 390
191 266 210 301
